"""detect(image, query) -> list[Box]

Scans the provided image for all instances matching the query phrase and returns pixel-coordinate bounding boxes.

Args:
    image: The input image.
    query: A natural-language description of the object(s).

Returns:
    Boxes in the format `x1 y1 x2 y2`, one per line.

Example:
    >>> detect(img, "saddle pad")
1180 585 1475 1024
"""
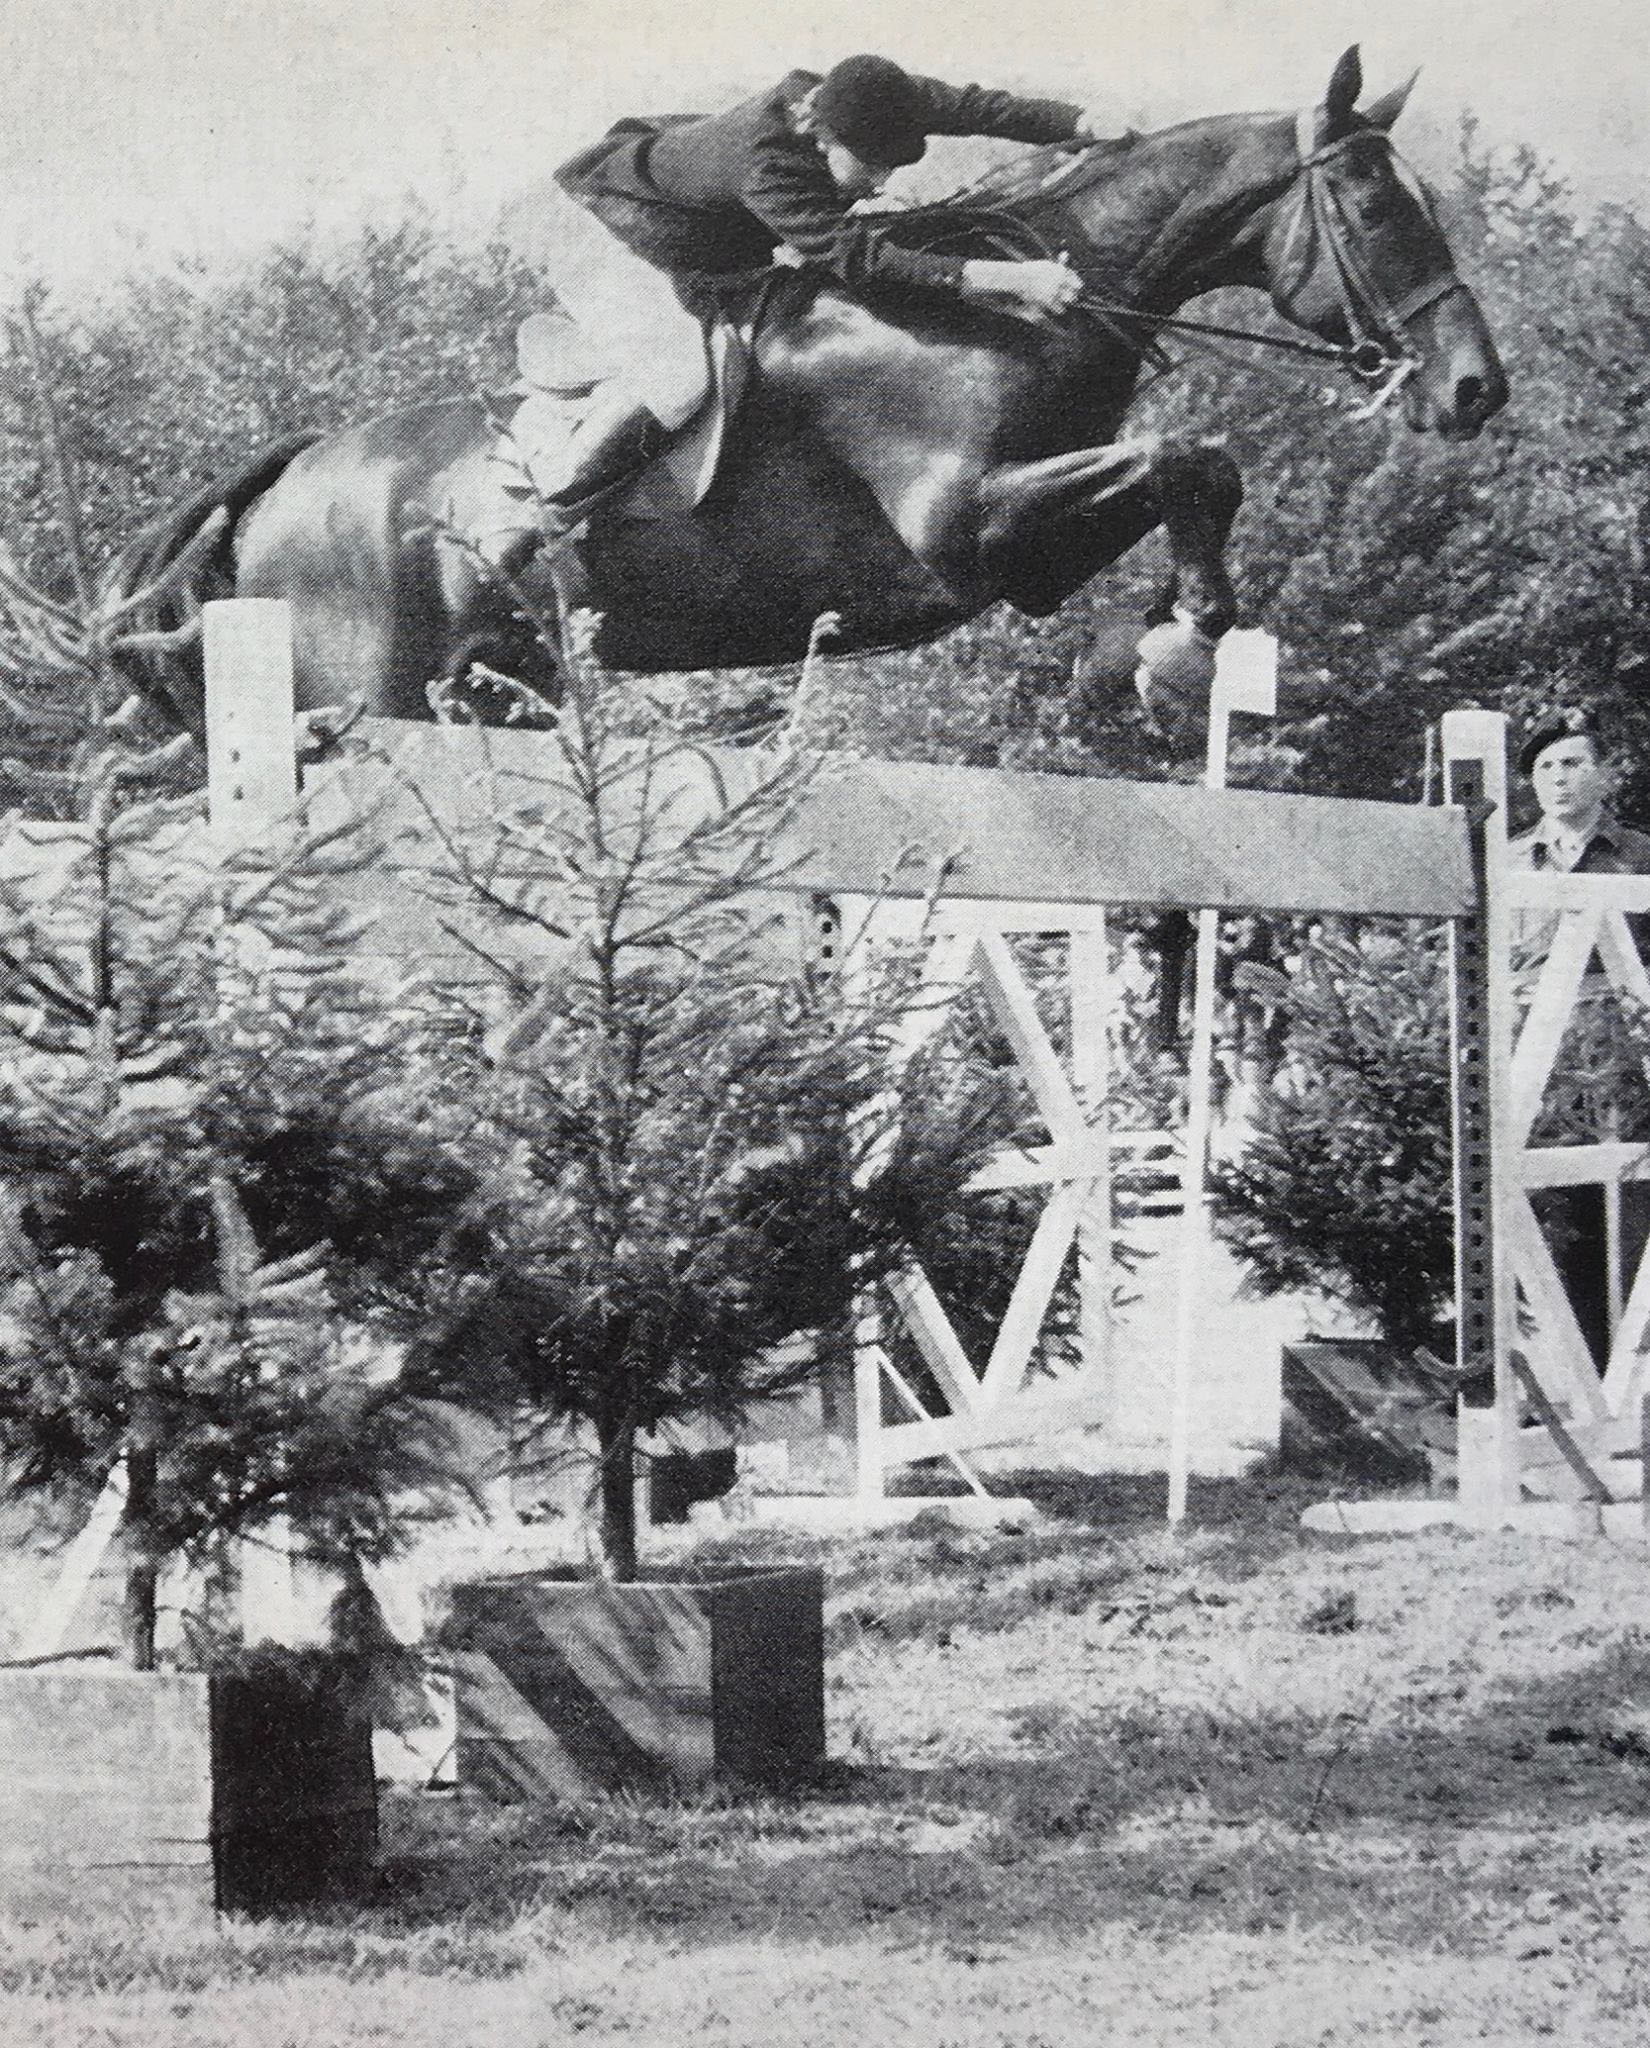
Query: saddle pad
514 311 607 396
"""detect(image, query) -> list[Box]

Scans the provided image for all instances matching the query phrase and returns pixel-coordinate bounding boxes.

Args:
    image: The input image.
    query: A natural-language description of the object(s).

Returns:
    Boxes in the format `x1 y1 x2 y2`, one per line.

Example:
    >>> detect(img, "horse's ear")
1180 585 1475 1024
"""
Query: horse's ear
1315 45 1364 146
1362 68 1420 132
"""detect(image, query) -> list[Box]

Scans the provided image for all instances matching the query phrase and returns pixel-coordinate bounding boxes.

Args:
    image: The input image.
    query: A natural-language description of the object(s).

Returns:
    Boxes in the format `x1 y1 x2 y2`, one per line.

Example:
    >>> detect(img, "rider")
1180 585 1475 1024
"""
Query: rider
538 55 1109 517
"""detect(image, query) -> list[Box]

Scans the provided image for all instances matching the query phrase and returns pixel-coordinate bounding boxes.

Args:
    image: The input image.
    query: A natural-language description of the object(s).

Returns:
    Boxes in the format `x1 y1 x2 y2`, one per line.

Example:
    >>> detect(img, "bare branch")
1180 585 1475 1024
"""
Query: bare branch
16 302 97 619
108 617 204 660
0 938 98 1025
0 545 83 630
0 756 84 795
0 686 82 735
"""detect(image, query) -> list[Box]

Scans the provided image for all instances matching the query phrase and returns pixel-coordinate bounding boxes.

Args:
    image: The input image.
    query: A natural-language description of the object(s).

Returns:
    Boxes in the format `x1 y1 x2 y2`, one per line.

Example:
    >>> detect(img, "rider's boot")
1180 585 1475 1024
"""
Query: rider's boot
542 395 667 532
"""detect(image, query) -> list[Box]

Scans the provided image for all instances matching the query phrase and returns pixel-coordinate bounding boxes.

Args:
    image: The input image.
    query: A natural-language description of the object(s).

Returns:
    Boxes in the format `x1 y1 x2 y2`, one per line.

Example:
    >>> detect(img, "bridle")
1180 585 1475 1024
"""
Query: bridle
1271 112 1466 380
1059 112 1468 407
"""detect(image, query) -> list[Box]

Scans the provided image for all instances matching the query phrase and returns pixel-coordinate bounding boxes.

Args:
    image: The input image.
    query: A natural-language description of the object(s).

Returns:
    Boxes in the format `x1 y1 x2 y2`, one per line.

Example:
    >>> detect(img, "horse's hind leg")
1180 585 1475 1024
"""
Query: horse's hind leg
976 437 1160 564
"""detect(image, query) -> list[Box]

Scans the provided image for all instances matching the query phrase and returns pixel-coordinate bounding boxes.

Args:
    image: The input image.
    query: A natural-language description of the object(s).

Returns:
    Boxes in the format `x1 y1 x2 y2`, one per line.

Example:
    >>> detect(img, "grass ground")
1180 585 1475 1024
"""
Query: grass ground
6 1469 1650 2046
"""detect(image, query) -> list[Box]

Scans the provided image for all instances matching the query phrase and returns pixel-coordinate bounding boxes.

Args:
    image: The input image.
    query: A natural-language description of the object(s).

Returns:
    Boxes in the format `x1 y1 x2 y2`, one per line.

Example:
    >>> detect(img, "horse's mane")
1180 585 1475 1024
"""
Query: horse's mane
734 123 1235 333
866 133 1146 264
863 206 1049 266
934 132 1146 214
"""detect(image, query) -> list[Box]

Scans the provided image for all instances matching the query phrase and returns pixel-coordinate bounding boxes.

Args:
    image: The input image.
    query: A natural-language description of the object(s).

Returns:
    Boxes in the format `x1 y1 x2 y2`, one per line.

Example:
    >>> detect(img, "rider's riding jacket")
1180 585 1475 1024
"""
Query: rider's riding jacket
555 69 1082 308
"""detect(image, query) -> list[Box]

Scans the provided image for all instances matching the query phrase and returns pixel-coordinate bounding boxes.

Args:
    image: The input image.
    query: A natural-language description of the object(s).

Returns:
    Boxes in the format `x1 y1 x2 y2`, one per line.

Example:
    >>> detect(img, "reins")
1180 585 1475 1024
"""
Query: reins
929 113 1463 403
1069 292 1379 372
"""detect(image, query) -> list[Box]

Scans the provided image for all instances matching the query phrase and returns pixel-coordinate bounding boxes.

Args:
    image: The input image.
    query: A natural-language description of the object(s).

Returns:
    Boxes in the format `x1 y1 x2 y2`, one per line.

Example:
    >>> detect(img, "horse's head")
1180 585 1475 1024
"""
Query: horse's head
1262 47 1507 439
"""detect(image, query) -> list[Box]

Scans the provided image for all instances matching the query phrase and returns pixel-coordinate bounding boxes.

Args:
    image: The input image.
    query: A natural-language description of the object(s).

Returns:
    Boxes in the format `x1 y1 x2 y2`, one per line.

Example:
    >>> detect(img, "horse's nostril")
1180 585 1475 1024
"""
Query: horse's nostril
1454 368 1507 426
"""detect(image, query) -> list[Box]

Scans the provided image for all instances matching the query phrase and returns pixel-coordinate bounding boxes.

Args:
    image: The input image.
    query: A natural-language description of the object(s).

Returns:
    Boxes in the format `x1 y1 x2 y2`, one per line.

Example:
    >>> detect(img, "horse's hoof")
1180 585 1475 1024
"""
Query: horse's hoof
1135 617 1216 696
294 698 367 761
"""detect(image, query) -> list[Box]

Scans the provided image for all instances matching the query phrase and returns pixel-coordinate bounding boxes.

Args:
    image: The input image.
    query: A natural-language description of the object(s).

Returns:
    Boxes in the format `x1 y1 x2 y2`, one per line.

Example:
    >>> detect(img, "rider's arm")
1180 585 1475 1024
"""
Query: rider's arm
743 129 1085 323
742 142 970 295
902 76 1085 146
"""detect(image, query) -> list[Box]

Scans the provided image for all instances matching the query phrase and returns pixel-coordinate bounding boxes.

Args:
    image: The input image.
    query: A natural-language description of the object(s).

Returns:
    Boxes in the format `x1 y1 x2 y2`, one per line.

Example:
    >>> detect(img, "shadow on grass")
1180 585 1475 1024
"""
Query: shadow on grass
336 1627 1650 1963
998 1461 1438 1538
819 1468 1339 1647
224 1477 1647 1963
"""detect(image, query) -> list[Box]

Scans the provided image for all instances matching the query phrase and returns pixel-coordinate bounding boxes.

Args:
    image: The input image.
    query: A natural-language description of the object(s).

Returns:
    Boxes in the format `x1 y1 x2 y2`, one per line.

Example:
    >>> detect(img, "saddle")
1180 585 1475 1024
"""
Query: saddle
499 287 776 520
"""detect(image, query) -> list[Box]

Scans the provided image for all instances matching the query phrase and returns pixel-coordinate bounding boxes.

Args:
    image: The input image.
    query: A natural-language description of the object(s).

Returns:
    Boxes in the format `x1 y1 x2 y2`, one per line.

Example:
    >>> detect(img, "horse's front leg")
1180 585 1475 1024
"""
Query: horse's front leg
975 436 1242 638
1146 444 1243 640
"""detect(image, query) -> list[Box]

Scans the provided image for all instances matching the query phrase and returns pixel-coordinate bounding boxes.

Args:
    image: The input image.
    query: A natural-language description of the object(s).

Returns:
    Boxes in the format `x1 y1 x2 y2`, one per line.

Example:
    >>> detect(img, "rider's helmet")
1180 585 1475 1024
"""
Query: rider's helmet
813 56 929 168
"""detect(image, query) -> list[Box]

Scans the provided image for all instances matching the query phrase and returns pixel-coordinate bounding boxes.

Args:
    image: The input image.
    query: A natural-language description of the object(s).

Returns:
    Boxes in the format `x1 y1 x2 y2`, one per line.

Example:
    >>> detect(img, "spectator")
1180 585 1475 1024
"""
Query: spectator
1511 707 1650 1370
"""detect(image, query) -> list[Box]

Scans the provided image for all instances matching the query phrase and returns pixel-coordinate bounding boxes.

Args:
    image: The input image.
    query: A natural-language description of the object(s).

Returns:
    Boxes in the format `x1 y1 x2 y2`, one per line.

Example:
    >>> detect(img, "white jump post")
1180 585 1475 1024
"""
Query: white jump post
1167 630 1277 1527
204 597 299 846
1070 917 1113 1412
203 597 310 1641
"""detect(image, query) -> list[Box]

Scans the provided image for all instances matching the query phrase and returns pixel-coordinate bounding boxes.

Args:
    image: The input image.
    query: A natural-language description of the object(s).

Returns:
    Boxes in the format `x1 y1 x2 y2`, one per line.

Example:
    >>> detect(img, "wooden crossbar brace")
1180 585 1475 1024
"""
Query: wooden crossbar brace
846 901 1111 1500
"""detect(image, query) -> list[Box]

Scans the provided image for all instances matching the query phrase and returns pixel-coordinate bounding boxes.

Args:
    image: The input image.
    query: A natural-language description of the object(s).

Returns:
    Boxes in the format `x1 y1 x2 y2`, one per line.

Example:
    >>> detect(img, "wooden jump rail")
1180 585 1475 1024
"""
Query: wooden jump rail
201 602 1635 1535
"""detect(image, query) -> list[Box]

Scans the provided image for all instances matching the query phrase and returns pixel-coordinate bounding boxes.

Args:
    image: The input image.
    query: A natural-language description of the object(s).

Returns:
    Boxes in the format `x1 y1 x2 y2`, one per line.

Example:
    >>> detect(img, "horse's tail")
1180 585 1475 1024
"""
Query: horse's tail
103 433 321 734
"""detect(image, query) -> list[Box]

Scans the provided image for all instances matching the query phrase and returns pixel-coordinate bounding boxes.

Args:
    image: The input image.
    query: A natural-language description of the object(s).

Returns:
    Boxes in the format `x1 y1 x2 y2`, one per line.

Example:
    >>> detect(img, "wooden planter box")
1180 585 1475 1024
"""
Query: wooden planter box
1282 1338 1456 1483
0 1662 376 1913
443 1565 825 1799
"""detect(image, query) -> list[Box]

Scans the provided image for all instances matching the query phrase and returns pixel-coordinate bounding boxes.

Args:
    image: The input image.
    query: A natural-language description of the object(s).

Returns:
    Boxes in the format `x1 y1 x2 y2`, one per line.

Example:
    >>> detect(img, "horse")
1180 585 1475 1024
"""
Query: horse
109 47 1505 735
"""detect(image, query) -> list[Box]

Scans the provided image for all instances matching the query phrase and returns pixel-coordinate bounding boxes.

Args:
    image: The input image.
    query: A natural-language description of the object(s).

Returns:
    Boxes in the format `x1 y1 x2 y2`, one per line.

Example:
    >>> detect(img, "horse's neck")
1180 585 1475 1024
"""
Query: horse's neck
1060 114 1296 311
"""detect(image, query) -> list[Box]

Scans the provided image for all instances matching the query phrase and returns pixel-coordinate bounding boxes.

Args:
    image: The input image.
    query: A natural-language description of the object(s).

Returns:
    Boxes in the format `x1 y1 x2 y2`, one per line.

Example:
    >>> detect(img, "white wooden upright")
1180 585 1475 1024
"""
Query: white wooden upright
1167 629 1277 1525
1445 709 1650 1519
203 598 306 1642
204 598 299 847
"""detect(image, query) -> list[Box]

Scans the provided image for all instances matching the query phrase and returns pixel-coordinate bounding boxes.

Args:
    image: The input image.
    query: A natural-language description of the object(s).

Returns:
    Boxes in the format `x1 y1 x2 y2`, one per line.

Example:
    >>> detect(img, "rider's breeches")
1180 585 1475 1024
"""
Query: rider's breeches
540 194 710 428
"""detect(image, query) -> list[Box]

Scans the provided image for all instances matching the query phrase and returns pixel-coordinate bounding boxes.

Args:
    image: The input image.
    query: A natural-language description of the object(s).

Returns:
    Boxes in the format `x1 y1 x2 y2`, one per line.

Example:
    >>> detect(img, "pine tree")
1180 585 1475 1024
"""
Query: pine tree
0 337 478 1666
399 600 1011 1579
1212 924 1455 1354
